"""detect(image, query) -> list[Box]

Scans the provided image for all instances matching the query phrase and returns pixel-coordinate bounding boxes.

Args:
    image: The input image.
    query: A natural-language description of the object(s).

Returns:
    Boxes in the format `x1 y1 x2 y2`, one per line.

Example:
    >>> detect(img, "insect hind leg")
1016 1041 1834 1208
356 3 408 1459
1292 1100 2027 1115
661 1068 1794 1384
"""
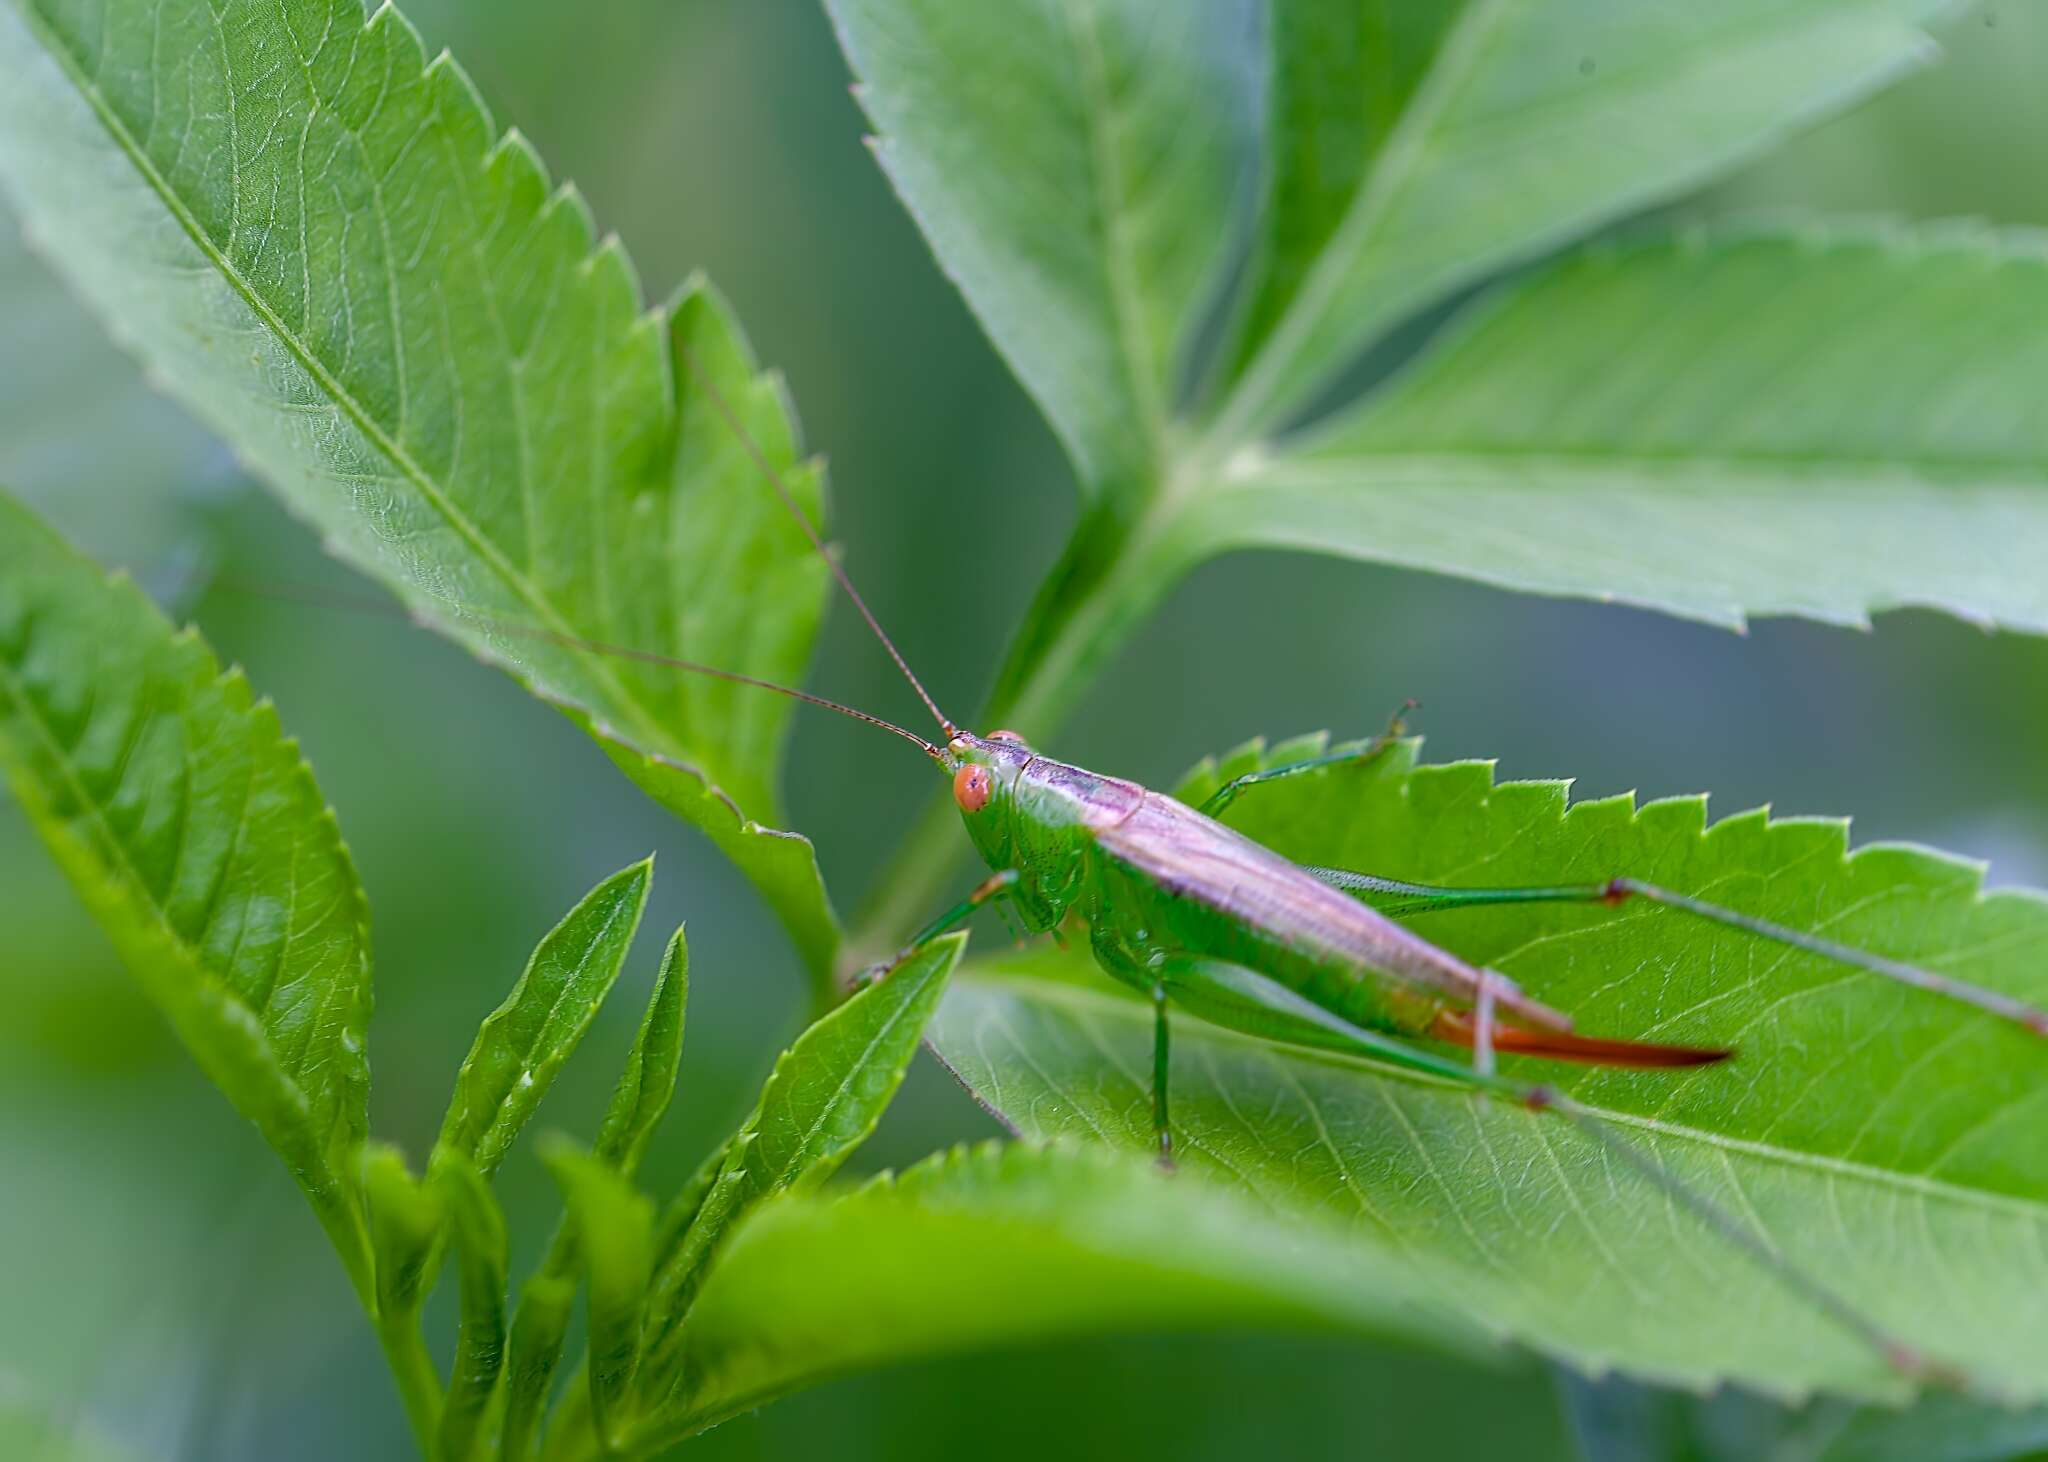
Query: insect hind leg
1150 982 1173 1169
1305 866 2048 1038
1130 955 1950 1389
1471 968 1505 1078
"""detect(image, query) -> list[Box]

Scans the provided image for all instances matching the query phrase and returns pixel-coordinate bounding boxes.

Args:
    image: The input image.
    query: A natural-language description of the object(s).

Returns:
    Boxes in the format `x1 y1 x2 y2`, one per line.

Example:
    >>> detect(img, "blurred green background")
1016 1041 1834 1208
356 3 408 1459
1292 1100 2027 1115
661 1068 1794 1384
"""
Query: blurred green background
5 3 2047 1458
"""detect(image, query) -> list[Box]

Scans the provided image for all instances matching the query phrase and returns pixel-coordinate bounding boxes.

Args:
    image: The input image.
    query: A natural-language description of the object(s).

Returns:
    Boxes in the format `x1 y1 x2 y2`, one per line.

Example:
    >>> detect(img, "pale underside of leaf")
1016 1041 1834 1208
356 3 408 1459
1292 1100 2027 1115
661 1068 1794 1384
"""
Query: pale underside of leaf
1216 0 1465 391
0 0 839 972
927 738 2048 1402
829 0 1255 497
1222 224 2048 632
1216 0 1948 435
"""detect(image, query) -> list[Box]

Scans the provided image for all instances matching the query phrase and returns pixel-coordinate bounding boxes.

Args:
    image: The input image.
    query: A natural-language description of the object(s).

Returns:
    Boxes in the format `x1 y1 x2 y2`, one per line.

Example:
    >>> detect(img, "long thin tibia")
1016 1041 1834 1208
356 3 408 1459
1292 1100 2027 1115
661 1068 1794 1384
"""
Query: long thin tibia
1150 984 1173 1168
1536 1094 1935 1384
853 869 1021 988
1308 868 2048 1038
1196 703 1413 820
1155 954 1938 1384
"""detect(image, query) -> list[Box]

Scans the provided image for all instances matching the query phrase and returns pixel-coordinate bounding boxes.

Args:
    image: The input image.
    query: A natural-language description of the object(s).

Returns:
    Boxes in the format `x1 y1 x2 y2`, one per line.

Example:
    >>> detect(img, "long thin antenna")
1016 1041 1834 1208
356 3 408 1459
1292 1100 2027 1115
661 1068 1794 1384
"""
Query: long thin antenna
220 579 945 761
674 342 958 738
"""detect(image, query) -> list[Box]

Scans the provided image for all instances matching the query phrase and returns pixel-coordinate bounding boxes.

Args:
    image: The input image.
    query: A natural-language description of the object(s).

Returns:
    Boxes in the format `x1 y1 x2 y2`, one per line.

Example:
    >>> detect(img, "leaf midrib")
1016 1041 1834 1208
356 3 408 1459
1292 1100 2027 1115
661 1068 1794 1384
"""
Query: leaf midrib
765 967 931 1183
0 644 332 1131
21 5 673 757
1211 0 1512 443
461 880 641 1166
1058 0 1167 476
1209 0 1928 448
961 974 2048 1225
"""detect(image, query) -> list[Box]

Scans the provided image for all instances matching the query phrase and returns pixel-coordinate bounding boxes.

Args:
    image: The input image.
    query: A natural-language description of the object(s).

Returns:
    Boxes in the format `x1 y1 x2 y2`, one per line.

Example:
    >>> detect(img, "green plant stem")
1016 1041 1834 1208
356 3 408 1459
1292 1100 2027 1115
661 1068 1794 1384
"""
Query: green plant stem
326 1204 380 1318
376 1309 446 1459
842 495 1194 978
536 1370 601 1462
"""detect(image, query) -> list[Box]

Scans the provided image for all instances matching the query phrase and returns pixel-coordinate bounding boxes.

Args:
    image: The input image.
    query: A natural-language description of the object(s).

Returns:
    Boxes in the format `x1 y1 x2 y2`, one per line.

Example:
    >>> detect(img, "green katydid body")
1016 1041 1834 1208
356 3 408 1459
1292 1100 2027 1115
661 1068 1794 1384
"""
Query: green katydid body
942 731 1718 1071
950 731 1506 1034
670 332 2048 1089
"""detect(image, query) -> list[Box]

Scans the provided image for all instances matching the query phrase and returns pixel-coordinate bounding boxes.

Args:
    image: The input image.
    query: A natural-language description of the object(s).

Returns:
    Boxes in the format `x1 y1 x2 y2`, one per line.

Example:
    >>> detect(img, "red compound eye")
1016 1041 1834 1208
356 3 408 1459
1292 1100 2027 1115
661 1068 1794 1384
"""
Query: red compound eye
953 763 993 813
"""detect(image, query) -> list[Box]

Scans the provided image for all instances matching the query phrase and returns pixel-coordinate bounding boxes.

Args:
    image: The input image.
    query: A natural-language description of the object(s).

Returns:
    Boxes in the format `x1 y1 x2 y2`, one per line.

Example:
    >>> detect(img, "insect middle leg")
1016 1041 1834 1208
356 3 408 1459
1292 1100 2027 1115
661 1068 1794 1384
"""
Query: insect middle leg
1085 928 1181 1167
1196 701 1414 820
1149 981 1172 1168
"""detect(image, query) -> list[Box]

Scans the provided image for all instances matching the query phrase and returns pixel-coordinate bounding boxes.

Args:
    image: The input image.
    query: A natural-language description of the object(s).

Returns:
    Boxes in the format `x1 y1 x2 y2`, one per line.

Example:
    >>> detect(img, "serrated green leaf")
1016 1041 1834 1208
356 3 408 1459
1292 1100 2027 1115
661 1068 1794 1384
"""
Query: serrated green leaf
635 1140 1487 1448
592 924 687 1177
1214 0 1947 433
541 1138 654 1452
1223 224 2048 633
727 932 962 1201
930 738 2048 1403
829 1 2012 805
0 0 839 982
0 489 374 1296
364 1143 444 1322
650 1143 727 1268
434 1151 510 1462
828 0 1255 499
497 1272 575 1462
637 935 962 1398
640 1158 752 1371
1210 0 1463 395
496 923 687 1454
436 859 651 1177
587 730 835 979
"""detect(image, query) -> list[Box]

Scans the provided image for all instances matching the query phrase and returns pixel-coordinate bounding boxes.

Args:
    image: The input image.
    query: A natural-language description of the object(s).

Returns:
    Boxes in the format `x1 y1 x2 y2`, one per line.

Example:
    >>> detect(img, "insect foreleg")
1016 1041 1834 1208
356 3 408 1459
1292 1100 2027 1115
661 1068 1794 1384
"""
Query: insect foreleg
1306 866 2048 1037
1196 703 1413 820
851 869 1021 988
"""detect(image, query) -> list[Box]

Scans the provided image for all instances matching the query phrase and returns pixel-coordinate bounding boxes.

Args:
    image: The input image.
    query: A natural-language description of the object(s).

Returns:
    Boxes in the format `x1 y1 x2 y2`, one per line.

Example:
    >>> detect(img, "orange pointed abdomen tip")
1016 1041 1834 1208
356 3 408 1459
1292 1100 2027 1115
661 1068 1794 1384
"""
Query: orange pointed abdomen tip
1432 1011 1733 1069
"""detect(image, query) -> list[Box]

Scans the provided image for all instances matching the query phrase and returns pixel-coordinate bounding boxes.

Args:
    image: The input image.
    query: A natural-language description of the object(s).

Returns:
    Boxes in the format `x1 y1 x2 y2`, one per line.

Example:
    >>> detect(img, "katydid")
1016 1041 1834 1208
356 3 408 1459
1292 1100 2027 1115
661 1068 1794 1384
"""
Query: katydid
677 345 2047 1385
264 343 2048 1384
668 343 2048 1094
